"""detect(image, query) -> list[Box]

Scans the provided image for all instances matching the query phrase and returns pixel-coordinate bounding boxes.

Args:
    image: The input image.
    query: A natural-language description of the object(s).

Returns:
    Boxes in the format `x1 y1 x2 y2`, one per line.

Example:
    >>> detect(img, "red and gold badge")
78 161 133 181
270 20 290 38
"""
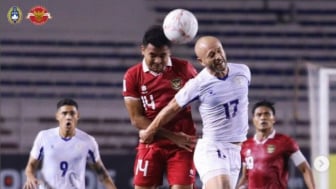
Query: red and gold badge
26 6 52 25
171 78 182 90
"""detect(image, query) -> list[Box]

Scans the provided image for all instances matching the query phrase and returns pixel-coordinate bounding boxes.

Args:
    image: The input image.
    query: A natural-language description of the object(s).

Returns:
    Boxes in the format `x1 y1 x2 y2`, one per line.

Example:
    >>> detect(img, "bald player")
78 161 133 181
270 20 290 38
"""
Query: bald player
139 36 251 189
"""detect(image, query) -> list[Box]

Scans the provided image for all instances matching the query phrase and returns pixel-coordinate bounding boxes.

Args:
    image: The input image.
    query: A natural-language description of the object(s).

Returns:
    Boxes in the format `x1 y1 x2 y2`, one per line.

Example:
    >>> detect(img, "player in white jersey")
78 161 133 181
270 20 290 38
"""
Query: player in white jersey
139 36 251 189
23 98 117 189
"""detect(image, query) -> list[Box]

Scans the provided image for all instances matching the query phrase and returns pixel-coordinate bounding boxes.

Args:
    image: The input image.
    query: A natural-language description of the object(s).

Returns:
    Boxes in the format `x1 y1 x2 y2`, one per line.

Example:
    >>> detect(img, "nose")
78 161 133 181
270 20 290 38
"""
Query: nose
65 113 73 119
154 57 162 64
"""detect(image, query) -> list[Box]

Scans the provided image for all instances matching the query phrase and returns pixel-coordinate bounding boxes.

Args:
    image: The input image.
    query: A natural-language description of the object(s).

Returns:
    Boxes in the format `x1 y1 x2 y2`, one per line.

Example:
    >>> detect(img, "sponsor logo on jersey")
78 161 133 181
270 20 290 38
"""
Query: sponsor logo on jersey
267 144 275 153
171 78 182 90
141 85 148 94
7 6 23 24
246 149 251 156
26 6 52 25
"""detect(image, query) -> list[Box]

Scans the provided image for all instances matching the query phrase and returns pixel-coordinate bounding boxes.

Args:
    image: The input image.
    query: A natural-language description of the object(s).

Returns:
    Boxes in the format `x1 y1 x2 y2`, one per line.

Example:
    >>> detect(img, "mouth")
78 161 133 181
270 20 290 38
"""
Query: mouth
260 122 268 127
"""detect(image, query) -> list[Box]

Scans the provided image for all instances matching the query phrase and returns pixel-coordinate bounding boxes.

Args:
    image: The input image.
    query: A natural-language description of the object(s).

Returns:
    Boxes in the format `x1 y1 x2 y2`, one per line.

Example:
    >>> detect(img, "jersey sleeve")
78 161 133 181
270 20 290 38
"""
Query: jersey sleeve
122 68 140 98
30 131 44 160
87 136 101 163
290 150 307 166
241 64 251 85
175 77 200 107
285 136 300 156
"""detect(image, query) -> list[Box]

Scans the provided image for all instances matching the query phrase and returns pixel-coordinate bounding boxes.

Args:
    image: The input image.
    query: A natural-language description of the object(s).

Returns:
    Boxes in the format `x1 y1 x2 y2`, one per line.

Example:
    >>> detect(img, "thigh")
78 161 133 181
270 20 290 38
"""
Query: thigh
194 140 232 184
166 148 195 186
133 144 165 187
228 146 241 188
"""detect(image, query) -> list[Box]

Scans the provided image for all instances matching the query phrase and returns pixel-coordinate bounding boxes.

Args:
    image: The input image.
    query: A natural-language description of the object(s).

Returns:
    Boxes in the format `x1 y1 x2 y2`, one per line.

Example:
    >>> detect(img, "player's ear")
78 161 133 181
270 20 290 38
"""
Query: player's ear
197 58 205 66
140 45 145 56
55 111 59 121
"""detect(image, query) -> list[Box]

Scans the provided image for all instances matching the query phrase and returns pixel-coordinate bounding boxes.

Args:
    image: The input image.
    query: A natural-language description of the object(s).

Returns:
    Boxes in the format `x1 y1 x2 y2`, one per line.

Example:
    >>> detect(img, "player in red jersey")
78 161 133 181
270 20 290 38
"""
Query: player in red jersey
122 25 198 189
236 100 315 189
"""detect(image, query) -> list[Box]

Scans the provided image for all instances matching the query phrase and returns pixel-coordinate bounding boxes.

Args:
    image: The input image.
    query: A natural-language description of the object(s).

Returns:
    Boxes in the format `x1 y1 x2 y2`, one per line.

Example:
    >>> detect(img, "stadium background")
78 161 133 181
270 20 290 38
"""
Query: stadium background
1 0 335 188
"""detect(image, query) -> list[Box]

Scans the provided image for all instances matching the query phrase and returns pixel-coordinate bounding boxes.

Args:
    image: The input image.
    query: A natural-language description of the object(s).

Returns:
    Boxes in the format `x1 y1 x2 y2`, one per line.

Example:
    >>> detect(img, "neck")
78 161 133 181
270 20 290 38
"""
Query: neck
213 67 228 79
256 129 273 141
59 130 75 138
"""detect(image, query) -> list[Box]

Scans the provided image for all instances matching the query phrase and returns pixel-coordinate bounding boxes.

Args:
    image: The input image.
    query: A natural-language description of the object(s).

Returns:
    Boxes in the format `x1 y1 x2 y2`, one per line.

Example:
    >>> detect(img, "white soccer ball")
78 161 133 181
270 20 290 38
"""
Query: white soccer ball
163 9 198 44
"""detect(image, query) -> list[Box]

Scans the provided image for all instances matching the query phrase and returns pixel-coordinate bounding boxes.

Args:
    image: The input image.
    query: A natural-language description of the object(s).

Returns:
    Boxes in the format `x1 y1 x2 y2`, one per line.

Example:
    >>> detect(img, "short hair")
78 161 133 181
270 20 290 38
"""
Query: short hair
142 25 172 48
57 98 78 110
251 100 275 115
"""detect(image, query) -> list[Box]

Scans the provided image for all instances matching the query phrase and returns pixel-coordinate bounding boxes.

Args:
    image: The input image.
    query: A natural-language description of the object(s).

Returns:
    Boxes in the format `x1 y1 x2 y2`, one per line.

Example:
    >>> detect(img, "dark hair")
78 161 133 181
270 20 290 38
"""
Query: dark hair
57 98 78 109
251 100 275 115
142 25 172 48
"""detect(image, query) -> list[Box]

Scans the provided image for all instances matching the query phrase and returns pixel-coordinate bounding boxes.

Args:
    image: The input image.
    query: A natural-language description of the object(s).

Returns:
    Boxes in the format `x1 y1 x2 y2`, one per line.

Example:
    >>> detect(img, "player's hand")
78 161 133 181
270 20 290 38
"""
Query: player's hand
139 129 154 143
170 132 196 152
23 177 39 189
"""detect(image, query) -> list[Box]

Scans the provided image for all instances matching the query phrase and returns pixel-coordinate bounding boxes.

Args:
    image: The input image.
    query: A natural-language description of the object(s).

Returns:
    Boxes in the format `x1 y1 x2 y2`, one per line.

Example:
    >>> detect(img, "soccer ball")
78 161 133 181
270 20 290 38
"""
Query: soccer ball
163 9 198 44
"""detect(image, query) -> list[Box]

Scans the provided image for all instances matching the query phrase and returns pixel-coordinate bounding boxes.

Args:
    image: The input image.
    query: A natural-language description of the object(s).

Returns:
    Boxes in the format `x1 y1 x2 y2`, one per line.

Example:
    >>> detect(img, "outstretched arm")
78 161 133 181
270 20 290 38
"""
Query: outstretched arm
23 156 40 189
90 160 117 189
297 161 315 189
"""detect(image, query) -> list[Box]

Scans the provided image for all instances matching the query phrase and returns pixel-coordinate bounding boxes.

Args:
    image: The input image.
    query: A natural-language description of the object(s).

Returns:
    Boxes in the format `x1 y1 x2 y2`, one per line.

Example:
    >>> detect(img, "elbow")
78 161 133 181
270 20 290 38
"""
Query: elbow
130 119 140 129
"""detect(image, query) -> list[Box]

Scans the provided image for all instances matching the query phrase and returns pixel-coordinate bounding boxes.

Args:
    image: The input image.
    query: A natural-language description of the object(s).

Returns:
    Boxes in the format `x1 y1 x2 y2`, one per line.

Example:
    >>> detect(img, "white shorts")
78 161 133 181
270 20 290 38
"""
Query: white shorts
194 138 241 188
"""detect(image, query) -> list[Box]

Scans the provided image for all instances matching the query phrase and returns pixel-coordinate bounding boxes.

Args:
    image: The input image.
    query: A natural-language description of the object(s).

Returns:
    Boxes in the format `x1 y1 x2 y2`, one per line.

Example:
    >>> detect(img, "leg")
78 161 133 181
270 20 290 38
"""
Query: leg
204 174 231 189
135 186 158 189
170 185 194 189
167 147 195 189
133 143 164 189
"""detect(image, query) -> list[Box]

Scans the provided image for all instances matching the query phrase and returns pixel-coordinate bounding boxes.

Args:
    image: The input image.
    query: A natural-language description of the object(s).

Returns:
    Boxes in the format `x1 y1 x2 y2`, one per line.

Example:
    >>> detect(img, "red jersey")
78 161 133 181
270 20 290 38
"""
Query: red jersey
241 132 300 189
123 57 197 136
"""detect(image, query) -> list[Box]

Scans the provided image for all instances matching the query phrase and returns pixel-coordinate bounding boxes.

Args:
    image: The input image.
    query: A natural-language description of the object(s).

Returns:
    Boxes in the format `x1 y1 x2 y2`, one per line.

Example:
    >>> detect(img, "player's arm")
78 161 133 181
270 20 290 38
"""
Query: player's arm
236 164 248 189
124 98 151 130
90 160 117 189
291 151 316 189
297 161 315 189
23 156 40 189
139 98 182 143
124 97 195 148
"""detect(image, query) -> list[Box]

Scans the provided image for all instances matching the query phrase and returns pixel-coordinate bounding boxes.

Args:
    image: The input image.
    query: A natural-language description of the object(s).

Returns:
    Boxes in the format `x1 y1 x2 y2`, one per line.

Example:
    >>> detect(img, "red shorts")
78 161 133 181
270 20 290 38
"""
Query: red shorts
133 141 196 187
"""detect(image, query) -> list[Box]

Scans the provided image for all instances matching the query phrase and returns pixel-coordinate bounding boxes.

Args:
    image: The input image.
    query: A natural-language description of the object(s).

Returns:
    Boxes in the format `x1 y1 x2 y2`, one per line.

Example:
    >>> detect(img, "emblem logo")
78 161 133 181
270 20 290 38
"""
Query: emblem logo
267 144 275 153
26 6 52 25
171 78 182 90
7 6 23 24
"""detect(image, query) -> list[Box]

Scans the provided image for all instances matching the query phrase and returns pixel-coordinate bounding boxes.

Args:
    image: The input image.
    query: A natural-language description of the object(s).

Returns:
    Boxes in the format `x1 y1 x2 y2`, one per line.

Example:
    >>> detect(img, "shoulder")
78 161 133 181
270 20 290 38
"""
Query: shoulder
171 57 195 70
37 127 56 137
124 63 142 76
274 133 299 148
242 137 255 146
76 129 96 142
171 57 197 77
228 63 250 74
171 57 191 65
274 133 292 140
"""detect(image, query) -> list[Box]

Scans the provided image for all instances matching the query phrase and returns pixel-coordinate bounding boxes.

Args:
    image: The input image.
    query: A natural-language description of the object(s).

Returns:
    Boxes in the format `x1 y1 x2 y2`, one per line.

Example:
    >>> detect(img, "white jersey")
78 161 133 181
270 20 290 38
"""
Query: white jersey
175 63 251 142
30 127 100 189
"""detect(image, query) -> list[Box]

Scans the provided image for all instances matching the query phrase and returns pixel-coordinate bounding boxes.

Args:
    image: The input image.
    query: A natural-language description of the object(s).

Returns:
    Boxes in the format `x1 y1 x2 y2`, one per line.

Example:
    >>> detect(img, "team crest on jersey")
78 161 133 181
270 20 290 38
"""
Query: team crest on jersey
267 144 275 153
171 78 182 90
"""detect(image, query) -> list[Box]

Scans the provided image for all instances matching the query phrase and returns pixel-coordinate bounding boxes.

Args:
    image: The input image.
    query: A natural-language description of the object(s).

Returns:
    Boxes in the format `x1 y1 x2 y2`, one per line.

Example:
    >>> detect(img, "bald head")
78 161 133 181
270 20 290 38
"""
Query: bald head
194 36 223 59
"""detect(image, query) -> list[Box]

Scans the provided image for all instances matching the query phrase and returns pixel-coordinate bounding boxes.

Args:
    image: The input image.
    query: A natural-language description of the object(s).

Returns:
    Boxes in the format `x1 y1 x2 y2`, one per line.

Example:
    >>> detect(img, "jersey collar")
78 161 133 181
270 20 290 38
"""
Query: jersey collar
142 58 172 76
253 129 276 144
